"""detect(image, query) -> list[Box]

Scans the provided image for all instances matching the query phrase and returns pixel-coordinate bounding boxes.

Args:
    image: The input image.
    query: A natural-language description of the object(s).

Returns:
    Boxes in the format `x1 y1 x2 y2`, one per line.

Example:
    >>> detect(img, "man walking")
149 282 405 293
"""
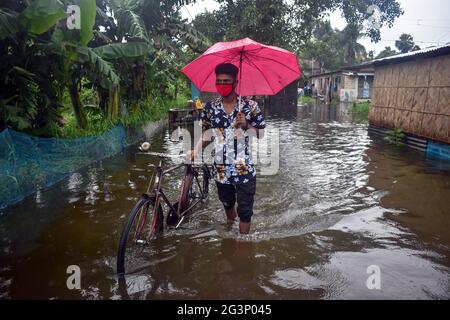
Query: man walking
189 63 265 234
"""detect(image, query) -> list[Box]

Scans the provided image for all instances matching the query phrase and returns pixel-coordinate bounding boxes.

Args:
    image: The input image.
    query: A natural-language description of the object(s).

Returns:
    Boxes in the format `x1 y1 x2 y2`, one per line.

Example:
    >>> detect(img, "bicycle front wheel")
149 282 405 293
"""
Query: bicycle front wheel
117 195 163 275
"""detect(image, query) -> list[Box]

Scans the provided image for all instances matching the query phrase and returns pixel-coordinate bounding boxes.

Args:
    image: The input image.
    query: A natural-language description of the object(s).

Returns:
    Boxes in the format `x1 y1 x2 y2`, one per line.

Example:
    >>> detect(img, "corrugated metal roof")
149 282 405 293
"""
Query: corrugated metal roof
309 68 374 78
308 43 450 78
371 43 450 66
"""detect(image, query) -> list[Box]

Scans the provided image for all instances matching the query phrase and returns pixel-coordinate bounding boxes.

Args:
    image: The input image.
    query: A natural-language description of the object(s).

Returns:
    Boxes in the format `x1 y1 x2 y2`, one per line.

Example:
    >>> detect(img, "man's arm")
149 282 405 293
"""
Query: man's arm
236 117 263 139
236 102 265 139
190 131 209 159
189 104 213 160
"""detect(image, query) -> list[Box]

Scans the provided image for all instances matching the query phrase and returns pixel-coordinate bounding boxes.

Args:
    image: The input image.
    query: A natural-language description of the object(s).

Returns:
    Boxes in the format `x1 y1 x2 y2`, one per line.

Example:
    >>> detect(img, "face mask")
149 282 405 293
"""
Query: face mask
216 84 234 97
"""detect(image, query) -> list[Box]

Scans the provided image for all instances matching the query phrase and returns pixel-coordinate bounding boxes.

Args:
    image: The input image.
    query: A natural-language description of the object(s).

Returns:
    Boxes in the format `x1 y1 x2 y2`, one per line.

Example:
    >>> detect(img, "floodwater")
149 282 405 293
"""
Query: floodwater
1 102 449 299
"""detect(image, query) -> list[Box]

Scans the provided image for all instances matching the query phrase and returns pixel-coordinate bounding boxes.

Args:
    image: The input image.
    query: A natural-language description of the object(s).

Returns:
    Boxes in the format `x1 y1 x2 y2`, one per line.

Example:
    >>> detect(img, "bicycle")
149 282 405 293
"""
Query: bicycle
117 151 210 275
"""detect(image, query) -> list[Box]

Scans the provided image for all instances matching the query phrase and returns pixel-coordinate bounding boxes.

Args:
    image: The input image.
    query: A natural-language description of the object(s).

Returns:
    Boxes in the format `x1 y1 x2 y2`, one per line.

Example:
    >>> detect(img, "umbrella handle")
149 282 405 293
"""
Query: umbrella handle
238 50 243 111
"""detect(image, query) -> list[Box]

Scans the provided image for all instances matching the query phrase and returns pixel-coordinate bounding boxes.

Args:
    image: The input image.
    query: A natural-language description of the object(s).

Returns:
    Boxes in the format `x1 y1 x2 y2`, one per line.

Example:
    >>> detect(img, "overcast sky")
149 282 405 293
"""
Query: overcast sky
180 0 450 54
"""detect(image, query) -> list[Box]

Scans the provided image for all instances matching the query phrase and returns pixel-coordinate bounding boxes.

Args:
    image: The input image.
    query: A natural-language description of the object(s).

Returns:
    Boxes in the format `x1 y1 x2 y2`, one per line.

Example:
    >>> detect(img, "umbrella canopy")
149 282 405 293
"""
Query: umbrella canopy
181 37 301 97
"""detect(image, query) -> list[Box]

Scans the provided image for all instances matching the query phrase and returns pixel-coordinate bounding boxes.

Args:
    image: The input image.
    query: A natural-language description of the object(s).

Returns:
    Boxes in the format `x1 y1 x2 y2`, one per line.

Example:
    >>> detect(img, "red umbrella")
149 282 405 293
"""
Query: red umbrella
181 37 301 99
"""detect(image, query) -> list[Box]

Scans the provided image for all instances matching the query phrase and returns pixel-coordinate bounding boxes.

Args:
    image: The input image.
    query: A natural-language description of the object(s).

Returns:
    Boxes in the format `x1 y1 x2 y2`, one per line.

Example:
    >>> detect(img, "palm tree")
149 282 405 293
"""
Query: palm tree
395 33 420 53
339 24 367 65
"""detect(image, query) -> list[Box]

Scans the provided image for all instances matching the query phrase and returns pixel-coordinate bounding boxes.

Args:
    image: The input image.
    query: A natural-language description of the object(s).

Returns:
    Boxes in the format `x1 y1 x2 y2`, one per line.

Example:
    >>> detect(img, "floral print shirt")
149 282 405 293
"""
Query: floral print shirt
200 97 265 185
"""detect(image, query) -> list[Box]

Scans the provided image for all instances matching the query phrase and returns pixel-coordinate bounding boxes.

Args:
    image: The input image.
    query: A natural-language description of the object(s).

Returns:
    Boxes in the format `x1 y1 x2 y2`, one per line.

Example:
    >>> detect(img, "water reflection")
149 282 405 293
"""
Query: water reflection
267 101 355 123
0 101 449 299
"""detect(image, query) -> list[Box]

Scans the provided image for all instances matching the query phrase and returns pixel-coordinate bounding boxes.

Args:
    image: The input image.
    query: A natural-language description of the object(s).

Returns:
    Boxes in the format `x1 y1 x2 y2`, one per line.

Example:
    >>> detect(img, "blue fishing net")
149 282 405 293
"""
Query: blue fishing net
0 125 127 209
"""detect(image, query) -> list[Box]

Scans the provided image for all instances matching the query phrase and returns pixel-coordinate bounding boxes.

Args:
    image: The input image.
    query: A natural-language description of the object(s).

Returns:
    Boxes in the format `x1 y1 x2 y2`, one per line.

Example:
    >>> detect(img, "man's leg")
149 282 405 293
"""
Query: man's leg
225 207 237 224
215 181 237 225
236 177 256 234
239 220 251 234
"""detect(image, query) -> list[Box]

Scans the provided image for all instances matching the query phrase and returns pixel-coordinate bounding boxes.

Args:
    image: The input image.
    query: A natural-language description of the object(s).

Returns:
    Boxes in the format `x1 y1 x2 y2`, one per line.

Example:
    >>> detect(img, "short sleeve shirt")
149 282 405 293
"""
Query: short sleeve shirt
200 97 265 185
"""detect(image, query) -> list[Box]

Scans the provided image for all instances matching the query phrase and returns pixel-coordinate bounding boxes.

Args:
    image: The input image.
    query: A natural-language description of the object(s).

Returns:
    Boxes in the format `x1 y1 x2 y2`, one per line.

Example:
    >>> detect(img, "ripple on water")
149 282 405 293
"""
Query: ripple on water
2 103 450 299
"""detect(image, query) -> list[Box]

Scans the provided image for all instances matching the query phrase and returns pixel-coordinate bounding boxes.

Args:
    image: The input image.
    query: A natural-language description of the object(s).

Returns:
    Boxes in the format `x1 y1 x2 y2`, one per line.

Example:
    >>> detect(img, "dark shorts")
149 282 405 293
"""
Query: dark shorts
215 177 256 223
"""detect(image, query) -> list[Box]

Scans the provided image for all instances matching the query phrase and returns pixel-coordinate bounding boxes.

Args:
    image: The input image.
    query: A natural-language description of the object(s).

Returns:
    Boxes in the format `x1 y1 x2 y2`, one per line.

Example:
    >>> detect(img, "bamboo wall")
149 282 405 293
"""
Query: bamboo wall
369 54 450 144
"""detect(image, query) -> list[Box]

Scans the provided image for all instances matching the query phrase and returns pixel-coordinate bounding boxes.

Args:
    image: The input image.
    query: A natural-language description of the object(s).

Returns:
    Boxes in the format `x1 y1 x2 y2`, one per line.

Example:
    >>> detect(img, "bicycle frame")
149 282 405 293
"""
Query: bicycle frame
144 160 208 231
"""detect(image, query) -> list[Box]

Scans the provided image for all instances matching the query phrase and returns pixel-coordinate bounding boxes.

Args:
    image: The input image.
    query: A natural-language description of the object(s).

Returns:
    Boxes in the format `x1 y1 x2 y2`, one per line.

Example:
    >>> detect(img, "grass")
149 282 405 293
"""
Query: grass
298 96 315 105
57 94 189 139
352 101 370 122
353 101 370 113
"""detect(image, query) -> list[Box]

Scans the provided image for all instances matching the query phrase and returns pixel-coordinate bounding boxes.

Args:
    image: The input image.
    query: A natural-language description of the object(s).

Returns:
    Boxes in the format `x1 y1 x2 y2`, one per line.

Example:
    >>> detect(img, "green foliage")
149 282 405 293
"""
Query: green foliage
21 0 66 35
114 6 149 42
57 92 189 138
193 1 401 70
79 78 99 105
376 46 398 59
353 101 370 113
0 0 403 137
93 42 152 60
300 20 370 70
384 128 406 145
192 10 226 44
395 33 421 54
2 67 38 130
193 1 292 49
166 19 211 53
376 34 419 59
298 96 315 105
74 46 120 86
193 0 403 50
332 0 403 43
79 0 97 47
352 101 370 123
0 7 20 40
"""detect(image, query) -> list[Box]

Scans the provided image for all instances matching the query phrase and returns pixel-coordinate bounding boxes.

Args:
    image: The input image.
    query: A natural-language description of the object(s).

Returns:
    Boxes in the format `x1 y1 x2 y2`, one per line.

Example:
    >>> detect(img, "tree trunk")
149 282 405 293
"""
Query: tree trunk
0 112 7 131
133 60 145 99
98 89 109 116
107 86 119 120
68 80 87 129
174 82 178 100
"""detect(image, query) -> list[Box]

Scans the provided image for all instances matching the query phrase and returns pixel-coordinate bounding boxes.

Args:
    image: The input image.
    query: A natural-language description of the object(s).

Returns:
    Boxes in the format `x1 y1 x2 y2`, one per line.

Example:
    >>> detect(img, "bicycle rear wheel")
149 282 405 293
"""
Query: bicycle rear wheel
178 168 194 215
200 164 210 199
178 165 210 215
117 195 163 275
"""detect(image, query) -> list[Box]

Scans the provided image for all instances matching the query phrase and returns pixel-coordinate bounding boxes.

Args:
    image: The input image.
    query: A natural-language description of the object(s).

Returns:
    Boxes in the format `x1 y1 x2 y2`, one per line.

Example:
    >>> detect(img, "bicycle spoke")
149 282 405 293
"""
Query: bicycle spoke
117 196 163 275
118 163 210 275
133 204 148 241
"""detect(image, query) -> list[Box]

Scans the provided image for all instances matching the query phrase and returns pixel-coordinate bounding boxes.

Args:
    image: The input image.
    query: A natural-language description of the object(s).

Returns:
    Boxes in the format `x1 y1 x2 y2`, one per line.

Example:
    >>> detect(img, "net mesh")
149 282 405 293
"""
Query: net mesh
0 125 128 209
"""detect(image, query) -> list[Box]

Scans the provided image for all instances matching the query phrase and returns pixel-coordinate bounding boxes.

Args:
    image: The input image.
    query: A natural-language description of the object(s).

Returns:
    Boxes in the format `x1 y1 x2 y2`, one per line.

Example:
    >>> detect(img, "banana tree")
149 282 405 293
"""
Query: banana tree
21 0 122 128
9 0 96 128
93 41 154 113
109 0 209 102
0 1 67 134
1 0 209 133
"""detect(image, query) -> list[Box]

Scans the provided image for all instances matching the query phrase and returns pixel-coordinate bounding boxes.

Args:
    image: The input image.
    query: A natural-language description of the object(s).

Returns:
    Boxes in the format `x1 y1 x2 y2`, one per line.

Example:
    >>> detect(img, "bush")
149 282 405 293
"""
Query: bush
56 93 189 138
298 96 315 105
384 128 406 145
352 101 370 122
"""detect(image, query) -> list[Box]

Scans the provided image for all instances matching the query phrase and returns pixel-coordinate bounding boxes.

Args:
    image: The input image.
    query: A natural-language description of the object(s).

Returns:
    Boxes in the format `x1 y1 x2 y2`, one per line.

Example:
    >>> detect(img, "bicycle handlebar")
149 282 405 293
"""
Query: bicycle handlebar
136 151 187 159
136 151 210 171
